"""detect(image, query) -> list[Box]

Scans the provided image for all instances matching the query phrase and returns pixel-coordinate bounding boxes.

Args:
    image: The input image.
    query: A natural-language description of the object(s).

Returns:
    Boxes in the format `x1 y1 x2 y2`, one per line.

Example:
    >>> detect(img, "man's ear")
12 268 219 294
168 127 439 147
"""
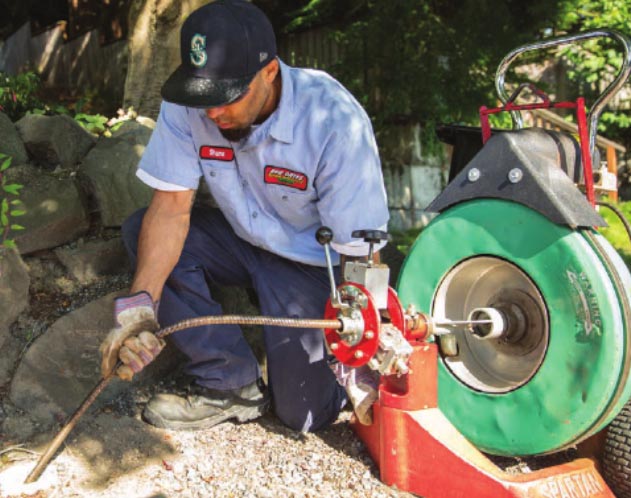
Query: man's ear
261 58 279 84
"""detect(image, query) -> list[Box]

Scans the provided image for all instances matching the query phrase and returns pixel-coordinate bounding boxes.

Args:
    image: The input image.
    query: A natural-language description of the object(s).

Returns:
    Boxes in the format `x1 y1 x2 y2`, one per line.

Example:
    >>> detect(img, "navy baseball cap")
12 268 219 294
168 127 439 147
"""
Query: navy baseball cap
161 0 277 108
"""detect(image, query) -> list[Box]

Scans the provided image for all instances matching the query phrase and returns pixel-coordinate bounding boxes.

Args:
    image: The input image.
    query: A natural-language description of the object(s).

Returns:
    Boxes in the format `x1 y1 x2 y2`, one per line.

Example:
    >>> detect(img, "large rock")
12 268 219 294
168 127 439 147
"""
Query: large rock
10 292 183 426
0 247 30 329
110 118 155 144
0 247 30 385
81 128 154 227
0 112 28 163
54 237 131 284
0 334 22 388
6 164 90 254
15 114 96 168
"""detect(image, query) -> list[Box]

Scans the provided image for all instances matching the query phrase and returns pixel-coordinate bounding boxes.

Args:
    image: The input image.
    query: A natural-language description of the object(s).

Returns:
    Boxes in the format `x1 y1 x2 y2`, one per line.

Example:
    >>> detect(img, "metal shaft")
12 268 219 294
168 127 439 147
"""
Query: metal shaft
434 319 494 327
25 314 342 484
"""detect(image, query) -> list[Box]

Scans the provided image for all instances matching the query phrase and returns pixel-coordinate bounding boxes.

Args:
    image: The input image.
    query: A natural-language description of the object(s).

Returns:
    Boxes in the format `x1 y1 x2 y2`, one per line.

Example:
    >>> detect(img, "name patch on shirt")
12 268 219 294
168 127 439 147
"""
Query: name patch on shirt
199 145 234 161
264 166 308 191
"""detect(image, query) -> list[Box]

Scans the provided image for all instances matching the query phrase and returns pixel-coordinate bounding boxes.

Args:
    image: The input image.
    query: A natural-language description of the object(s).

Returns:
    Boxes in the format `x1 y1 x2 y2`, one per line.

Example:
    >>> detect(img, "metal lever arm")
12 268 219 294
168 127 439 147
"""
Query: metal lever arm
315 226 344 308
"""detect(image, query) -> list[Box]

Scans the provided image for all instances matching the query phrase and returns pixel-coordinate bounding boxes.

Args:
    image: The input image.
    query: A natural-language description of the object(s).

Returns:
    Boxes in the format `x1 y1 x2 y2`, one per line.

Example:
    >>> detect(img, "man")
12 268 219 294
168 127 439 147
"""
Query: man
100 0 389 433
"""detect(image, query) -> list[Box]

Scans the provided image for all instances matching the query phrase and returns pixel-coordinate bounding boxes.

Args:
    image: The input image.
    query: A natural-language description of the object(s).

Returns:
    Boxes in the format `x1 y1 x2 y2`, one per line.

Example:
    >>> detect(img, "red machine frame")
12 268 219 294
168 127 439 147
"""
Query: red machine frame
349 290 614 498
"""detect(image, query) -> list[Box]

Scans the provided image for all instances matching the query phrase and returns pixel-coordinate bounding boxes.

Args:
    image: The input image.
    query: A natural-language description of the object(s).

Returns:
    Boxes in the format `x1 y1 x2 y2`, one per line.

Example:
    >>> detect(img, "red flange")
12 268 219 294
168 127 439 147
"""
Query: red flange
385 287 406 334
323 283 380 367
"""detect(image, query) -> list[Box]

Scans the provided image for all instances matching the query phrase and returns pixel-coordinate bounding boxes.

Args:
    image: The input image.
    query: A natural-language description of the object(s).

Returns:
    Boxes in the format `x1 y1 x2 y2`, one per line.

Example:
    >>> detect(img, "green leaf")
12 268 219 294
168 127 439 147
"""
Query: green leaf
10 210 26 216
2 239 16 249
0 157 11 171
3 184 23 195
10 199 22 206
1 213 8 226
1 198 8 216
10 224 24 230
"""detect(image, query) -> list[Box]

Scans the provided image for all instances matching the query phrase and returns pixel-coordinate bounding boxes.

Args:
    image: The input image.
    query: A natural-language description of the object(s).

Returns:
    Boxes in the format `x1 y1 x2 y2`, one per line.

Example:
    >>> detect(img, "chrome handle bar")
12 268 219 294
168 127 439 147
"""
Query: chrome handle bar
495 29 631 160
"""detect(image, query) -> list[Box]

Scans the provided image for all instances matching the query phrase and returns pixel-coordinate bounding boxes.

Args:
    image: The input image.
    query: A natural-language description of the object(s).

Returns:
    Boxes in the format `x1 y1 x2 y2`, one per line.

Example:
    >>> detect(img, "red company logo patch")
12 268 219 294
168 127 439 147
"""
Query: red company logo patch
199 145 234 161
264 166 308 190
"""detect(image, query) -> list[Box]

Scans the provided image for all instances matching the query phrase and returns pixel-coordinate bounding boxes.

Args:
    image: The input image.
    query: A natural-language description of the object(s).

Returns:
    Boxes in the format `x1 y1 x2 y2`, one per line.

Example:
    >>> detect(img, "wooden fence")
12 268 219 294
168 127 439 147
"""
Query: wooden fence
278 27 340 70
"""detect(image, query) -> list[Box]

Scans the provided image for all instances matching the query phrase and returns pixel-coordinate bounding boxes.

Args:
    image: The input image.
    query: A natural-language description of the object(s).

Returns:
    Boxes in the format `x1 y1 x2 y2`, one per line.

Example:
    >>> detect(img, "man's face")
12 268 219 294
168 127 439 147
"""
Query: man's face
205 60 279 142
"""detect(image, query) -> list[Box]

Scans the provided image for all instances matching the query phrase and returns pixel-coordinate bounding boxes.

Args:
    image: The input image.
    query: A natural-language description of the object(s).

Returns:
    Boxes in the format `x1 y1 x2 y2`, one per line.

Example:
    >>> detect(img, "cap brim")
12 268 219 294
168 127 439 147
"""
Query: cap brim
161 65 253 108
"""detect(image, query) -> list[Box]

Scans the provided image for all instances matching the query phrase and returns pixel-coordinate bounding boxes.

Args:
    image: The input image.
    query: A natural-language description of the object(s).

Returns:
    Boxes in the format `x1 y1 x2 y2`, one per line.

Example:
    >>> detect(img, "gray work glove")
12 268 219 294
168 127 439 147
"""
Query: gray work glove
100 291 164 381
330 362 379 425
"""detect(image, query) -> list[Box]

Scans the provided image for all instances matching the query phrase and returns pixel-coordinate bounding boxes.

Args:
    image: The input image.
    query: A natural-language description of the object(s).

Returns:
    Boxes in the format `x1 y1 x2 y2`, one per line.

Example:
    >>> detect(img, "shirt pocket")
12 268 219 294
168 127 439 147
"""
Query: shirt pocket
265 184 318 228
199 160 242 216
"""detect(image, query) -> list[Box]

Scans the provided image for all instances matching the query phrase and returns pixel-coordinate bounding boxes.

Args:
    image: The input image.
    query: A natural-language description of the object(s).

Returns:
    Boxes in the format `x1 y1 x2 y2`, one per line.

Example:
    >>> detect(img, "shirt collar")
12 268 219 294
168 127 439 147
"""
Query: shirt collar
268 58 294 144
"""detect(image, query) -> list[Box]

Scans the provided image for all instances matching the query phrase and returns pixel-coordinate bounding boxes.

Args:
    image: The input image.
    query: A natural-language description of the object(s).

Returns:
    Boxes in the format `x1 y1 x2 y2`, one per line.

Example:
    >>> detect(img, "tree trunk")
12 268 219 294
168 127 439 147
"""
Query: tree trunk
123 0 208 119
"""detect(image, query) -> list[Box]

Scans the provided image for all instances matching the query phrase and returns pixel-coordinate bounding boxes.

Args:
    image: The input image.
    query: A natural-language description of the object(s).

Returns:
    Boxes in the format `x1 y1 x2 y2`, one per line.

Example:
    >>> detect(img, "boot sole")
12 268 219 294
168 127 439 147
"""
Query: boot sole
142 399 269 431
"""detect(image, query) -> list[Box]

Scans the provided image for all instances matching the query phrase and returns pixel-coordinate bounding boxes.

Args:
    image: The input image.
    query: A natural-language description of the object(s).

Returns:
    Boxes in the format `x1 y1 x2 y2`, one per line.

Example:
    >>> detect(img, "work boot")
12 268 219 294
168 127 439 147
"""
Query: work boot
142 379 269 430
330 362 379 425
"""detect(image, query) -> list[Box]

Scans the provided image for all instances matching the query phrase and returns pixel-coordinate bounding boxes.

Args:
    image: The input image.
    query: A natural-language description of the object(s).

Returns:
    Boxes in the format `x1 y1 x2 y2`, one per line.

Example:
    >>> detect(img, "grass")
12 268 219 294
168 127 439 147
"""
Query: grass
598 201 631 268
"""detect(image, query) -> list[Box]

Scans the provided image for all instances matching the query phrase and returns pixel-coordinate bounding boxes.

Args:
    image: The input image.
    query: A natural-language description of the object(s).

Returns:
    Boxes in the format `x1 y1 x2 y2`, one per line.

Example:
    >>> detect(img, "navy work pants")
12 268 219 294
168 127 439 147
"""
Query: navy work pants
122 207 345 432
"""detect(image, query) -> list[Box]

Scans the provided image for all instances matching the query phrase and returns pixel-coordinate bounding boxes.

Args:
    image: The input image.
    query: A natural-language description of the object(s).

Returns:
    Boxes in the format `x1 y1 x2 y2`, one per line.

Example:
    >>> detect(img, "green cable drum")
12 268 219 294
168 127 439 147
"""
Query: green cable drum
397 199 631 456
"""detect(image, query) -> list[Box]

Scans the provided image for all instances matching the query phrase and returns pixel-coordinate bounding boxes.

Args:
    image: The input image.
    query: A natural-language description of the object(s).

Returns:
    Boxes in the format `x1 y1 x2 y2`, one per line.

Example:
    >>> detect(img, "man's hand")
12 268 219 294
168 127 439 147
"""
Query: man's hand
100 291 165 381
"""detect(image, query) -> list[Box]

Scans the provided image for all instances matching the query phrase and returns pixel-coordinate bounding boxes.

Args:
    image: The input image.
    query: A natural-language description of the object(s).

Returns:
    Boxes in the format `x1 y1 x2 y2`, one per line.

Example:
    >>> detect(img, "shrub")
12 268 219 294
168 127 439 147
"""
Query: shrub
0 153 25 249
0 71 43 121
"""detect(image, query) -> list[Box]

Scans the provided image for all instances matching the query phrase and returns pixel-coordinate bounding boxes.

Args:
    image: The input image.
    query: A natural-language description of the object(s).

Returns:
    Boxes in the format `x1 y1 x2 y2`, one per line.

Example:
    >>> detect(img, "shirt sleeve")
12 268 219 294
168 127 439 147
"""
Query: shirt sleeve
137 101 202 190
314 114 390 256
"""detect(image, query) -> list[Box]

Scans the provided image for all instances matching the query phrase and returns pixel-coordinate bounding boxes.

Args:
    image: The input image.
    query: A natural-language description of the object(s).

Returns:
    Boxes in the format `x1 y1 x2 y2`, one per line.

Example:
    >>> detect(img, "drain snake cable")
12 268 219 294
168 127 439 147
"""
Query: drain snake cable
25 315 342 483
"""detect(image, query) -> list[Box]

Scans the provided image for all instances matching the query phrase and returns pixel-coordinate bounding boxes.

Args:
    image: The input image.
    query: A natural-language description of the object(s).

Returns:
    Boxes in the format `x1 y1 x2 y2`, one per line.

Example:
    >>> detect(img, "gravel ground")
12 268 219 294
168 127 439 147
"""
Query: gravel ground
0 370 584 498
0 389 415 498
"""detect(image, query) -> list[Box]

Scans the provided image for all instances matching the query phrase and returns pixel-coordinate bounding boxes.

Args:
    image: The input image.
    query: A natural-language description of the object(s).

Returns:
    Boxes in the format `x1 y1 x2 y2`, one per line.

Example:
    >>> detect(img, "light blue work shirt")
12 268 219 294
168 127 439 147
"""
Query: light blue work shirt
137 59 389 267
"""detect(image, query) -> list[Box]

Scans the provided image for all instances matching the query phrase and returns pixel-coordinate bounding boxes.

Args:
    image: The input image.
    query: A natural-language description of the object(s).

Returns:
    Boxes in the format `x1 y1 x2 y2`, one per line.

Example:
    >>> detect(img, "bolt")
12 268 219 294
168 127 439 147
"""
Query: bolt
395 359 409 375
508 168 523 183
368 358 380 371
330 342 339 351
468 168 481 182
364 330 375 340
354 350 364 359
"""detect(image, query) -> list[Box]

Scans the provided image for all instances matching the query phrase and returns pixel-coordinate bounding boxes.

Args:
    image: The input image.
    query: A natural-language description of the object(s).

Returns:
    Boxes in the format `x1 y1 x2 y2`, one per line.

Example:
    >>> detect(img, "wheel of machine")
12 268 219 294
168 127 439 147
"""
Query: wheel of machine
603 398 631 498
397 199 631 456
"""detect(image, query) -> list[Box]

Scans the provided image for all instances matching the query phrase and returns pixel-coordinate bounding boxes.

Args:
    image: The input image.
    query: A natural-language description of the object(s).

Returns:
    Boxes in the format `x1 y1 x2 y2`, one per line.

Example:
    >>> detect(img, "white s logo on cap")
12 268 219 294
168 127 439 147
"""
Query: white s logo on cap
190 34 208 68
259 52 268 63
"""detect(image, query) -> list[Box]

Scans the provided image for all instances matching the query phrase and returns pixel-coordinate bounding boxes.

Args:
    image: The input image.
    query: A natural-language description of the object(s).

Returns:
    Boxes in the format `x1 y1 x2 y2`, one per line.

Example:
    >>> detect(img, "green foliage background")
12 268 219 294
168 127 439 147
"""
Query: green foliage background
599 201 631 267
555 0 631 147
261 0 631 150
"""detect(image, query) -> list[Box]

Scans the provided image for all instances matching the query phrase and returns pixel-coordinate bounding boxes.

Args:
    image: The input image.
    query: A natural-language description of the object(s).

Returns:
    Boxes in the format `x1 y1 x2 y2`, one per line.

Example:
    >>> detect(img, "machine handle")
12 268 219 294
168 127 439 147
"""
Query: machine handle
351 229 391 243
495 29 631 162
352 229 391 266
